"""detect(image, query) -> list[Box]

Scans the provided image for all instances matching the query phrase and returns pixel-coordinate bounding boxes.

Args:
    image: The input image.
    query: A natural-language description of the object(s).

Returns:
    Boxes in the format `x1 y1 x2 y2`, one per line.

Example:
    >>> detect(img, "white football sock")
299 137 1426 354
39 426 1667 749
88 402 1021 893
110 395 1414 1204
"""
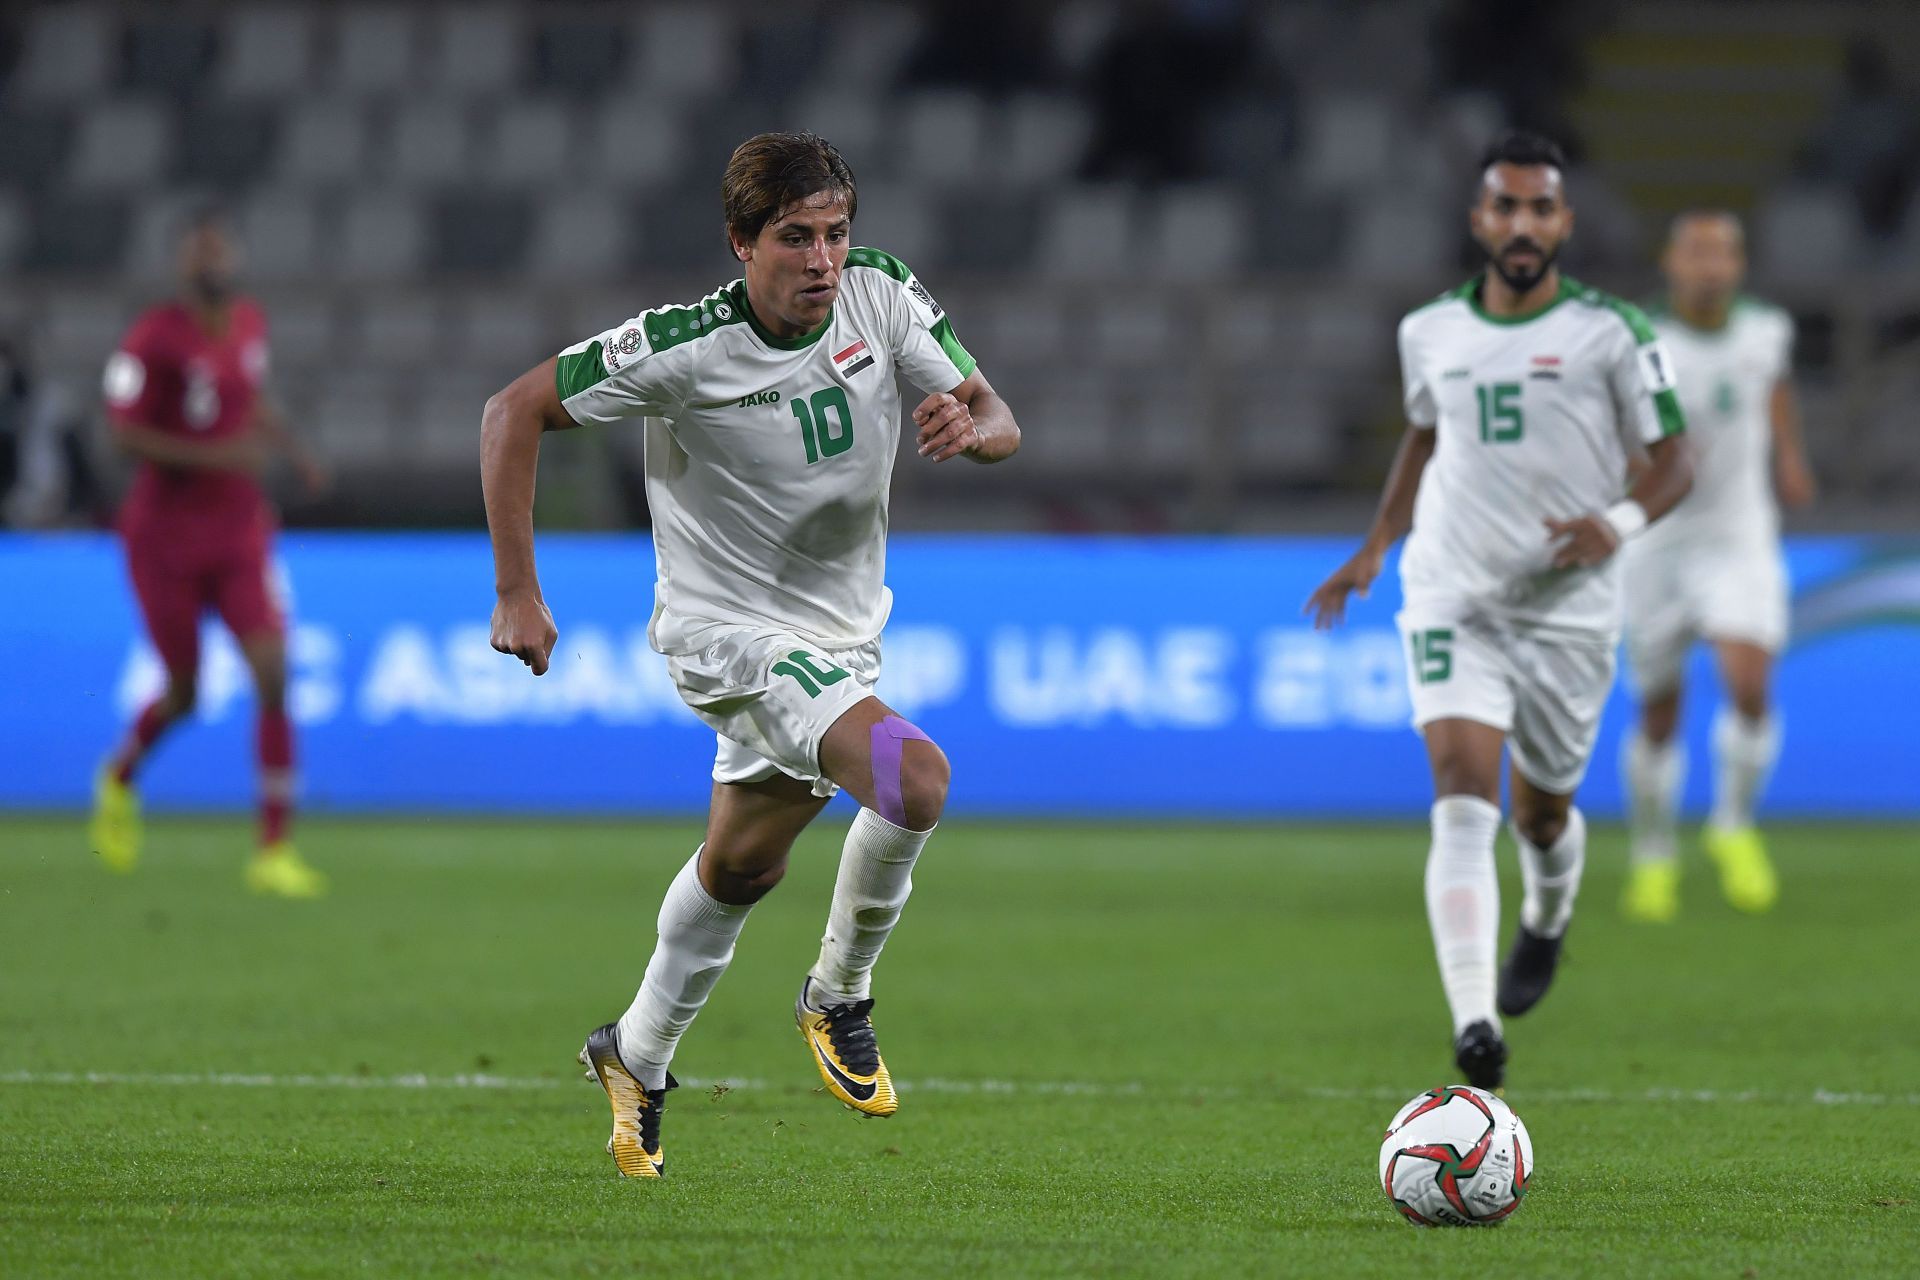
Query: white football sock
1711 709 1779 831
1425 795 1503 1037
1513 807 1586 938
809 809 932 1006
616 848 751 1088
1622 730 1685 867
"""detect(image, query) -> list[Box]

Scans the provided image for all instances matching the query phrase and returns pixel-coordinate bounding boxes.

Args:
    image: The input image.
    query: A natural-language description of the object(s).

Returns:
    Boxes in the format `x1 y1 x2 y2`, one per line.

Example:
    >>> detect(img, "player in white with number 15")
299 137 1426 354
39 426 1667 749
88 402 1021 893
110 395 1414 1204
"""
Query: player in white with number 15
480 133 1020 1178
1306 133 1694 1091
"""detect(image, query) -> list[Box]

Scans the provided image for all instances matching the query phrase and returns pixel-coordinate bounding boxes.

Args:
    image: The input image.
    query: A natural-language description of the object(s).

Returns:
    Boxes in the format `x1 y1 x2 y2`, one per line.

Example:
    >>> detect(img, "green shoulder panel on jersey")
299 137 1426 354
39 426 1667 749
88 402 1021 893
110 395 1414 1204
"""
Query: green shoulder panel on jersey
554 283 745 402
1569 279 1686 437
1571 277 1660 345
844 245 910 282
846 245 976 380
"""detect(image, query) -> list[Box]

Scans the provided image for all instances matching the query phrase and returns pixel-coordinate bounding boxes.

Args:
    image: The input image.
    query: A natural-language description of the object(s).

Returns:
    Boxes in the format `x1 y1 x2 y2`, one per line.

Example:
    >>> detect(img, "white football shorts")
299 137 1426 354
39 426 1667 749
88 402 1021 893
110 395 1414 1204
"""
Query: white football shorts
664 622 880 797
1397 602 1616 795
1621 535 1789 696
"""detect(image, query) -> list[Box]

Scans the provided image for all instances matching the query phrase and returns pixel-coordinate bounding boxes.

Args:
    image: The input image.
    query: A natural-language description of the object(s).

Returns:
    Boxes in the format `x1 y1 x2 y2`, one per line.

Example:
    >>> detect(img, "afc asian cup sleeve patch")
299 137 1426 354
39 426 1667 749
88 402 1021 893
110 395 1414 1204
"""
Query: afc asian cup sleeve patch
1637 340 1678 394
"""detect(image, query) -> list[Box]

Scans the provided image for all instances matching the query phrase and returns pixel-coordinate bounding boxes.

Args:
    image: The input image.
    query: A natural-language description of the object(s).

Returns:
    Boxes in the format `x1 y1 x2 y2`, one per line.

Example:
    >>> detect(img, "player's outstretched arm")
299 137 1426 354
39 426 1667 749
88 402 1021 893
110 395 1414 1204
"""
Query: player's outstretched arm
481 356 576 676
1545 434 1693 569
250 399 331 497
1769 378 1816 509
1304 425 1436 629
914 371 1019 464
114 423 264 473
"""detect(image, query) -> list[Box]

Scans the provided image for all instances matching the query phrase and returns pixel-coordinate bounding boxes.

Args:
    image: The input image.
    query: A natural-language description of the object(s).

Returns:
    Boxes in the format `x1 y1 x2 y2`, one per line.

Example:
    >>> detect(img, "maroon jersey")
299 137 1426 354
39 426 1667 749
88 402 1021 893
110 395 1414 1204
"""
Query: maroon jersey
104 298 272 556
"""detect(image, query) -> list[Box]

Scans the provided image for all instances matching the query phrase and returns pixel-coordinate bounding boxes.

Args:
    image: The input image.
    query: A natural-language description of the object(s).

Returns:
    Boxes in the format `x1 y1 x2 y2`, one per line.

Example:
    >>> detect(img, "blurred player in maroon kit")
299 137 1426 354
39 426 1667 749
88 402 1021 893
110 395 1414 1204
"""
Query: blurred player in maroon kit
90 207 330 897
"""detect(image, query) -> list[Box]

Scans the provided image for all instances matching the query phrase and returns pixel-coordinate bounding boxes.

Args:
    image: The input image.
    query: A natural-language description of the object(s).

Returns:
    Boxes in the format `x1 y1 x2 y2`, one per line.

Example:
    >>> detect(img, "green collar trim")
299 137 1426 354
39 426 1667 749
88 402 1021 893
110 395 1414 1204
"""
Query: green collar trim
731 281 833 350
1464 273 1579 326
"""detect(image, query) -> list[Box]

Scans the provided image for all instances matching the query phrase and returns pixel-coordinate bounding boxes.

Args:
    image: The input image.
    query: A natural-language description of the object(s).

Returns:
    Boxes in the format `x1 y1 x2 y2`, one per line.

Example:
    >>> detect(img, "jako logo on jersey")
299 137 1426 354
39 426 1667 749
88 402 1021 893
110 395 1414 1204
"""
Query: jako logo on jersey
737 389 781 407
833 339 875 378
1442 367 1472 380
1529 354 1562 381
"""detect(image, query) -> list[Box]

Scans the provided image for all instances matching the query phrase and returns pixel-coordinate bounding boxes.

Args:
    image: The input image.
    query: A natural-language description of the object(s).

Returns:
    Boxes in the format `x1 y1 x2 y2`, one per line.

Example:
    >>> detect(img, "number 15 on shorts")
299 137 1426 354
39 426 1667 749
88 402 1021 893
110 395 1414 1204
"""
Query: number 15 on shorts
1409 629 1453 684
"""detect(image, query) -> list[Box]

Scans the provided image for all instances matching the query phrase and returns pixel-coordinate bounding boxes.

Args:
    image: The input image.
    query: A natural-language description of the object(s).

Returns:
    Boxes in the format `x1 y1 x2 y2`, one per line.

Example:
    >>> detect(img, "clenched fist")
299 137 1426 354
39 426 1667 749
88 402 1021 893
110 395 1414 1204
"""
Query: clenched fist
491 588 558 676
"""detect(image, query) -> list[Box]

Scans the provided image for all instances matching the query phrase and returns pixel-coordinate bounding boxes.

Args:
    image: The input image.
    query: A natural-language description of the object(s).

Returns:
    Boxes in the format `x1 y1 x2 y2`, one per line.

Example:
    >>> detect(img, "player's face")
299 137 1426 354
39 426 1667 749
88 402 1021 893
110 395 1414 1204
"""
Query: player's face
1471 164 1574 294
1662 215 1745 311
735 191 851 337
179 224 240 304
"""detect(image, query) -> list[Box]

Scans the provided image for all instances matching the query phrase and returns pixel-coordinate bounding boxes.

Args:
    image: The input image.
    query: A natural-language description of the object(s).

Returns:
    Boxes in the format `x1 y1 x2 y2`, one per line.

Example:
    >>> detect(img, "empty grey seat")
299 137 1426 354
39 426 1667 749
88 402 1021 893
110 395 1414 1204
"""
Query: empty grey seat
481 100 575 186
326 6 418 96
1000 95 1093 187
43 291 135 358
337 193 425 279
277 99 367 185
896 91 990 185
121 15 215 94
0 193 27 271
1142 187 1250 282
429 191 531 274
238 193 324 281
1034 187 1136 281
458 294 546 365
424 6 523 95
386 100 472 186
217 6 318 98
346 295 440 369
528 194 636 283
584 94 685 188
176 101 278 186
534 16 627 96
25 197 128 274
12 5 113 100
122 194 201 284
632 5 734 97
0 107 75 185
67 99 172 188
842 183 934 269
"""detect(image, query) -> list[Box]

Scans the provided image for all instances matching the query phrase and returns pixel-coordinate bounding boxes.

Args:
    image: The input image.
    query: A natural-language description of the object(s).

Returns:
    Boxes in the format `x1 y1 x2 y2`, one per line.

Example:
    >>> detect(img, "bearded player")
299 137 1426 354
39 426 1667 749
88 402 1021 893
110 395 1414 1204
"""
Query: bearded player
482 133 1019 1177
91 207 330 898
1305 132 1694 1089
1618 211 1815 922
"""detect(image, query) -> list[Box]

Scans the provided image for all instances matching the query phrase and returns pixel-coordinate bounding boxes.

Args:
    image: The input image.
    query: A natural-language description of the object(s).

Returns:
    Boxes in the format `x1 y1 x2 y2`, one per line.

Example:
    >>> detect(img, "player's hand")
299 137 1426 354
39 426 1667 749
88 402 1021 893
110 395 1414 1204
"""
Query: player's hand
914 392 980 462
491 589 558 676
1304 543 1386 630
1544 515 1620 569
1775 454 1817 509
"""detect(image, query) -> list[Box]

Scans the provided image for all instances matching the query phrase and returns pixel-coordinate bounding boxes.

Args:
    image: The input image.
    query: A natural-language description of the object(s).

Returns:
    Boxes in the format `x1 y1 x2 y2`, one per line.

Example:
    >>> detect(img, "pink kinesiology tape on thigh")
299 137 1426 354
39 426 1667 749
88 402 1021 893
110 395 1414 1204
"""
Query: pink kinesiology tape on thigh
869 714 933 827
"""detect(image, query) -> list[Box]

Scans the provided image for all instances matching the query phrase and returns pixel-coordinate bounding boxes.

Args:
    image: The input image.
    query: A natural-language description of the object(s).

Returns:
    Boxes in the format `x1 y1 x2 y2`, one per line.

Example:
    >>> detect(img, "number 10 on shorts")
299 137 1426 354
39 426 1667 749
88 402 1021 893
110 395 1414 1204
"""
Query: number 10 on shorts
1409 629 1453 684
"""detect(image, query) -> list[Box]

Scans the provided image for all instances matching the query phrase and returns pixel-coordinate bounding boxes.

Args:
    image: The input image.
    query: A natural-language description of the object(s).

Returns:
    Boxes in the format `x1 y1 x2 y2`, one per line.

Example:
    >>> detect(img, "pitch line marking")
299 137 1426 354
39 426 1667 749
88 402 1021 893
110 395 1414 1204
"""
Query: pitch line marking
0 1070 1913 1108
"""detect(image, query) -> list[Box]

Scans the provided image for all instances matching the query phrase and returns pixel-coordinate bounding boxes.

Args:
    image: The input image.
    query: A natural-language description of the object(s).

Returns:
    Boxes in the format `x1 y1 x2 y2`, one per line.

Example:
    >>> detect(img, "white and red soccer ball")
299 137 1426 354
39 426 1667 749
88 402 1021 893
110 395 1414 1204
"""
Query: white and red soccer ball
1378 1085 1532 1226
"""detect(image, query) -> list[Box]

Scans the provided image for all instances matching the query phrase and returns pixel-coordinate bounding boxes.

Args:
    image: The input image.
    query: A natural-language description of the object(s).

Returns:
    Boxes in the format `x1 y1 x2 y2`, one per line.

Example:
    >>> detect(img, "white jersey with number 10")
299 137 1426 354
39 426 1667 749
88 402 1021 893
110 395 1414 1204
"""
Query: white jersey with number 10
553 247 976 657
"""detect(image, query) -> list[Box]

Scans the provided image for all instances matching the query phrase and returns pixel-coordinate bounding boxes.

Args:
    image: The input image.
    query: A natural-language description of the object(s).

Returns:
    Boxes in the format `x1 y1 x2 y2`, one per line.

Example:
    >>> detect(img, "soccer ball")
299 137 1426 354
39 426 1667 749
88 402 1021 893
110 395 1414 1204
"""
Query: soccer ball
1378 1085 1532 1226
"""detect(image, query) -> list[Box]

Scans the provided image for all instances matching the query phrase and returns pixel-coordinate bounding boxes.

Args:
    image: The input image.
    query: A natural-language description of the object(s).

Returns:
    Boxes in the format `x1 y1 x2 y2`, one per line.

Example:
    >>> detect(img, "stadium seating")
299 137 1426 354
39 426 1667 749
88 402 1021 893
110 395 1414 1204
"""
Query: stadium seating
2 0 1915 526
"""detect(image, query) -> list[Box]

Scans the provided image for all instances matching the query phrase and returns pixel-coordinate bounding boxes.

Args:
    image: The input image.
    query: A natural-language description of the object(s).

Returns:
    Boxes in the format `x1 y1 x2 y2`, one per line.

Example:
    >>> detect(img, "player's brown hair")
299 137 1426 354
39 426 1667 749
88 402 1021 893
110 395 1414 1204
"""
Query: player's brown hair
721 132 857 252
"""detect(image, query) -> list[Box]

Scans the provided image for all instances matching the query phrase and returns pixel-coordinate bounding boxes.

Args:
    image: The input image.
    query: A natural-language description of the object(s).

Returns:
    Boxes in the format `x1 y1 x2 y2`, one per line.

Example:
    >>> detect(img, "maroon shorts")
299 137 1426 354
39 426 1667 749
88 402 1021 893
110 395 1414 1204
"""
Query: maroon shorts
125 535 286 674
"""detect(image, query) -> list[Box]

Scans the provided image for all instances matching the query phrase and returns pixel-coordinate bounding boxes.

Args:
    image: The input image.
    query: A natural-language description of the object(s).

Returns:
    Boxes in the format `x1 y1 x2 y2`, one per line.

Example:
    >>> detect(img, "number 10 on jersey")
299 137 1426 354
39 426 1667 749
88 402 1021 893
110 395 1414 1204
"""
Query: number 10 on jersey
792 386 855 464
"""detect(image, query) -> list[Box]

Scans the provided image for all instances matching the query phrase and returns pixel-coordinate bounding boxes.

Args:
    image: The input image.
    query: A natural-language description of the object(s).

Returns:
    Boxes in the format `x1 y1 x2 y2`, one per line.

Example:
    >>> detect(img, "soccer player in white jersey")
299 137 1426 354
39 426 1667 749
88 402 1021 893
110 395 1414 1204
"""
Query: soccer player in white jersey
1305 132 1694 1090
479 134 1020 1177
1618 211 1815 923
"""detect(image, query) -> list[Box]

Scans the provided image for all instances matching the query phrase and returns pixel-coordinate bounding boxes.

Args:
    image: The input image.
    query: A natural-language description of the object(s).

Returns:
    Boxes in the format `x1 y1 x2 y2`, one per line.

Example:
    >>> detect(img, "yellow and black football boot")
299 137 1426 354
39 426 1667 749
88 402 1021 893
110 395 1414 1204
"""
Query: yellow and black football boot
579 1023 676 1178
796 977 898 1117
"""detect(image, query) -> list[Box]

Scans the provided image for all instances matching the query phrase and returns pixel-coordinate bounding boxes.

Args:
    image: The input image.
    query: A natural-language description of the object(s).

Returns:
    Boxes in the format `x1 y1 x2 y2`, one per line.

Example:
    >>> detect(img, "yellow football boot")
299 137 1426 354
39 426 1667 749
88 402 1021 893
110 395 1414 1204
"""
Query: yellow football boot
796 977 898 1117
580 1024 674 1178
1703 825 1778 914
89 768 141 873
1621 860 1681 923
245 842 330 899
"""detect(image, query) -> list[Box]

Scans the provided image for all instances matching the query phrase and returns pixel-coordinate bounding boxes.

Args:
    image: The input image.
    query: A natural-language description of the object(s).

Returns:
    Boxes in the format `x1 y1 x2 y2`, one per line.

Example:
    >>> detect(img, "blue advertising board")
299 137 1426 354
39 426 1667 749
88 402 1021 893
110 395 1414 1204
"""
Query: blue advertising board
5 532 1916 817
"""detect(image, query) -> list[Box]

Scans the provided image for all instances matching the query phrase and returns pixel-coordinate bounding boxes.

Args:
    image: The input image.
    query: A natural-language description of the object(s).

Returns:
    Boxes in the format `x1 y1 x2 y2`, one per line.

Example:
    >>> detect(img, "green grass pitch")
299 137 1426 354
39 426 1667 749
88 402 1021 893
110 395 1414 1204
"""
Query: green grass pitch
3 816 1916 1278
